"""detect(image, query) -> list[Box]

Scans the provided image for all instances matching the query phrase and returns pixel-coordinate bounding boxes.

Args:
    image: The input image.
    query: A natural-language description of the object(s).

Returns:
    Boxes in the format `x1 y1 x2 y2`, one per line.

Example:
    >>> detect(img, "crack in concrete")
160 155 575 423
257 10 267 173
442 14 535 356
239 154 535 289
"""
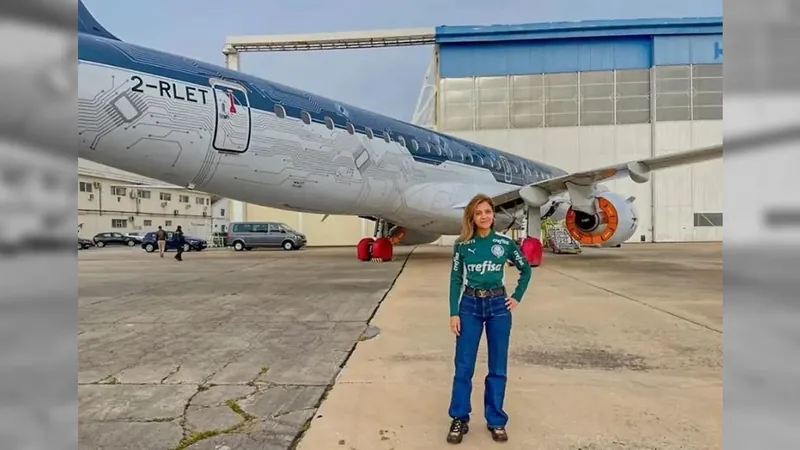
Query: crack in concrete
96 417 180 423
271 407 317 419
169 368 265 450
160 365 182 384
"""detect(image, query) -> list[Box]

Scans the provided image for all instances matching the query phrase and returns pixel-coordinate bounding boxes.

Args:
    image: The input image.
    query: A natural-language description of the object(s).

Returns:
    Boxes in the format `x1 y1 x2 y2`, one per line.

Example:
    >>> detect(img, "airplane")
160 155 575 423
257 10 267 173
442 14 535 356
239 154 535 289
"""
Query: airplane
77 0 722 263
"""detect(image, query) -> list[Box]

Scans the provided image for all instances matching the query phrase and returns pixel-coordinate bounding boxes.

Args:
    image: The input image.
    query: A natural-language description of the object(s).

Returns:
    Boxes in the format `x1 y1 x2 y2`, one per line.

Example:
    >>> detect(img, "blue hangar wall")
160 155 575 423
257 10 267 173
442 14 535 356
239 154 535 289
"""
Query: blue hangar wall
434 17 722 131
432 17 723 244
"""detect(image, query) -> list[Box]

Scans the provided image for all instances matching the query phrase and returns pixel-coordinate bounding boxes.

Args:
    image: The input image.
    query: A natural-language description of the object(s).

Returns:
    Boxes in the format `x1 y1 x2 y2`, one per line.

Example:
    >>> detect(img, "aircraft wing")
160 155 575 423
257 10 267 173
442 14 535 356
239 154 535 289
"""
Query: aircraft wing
490 144 722 210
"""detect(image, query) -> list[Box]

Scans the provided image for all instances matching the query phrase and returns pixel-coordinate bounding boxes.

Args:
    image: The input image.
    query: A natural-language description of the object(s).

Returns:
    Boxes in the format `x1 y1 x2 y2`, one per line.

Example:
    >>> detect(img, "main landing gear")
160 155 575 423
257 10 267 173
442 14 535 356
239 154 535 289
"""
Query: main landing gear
519 206 544 267
357 219 403 262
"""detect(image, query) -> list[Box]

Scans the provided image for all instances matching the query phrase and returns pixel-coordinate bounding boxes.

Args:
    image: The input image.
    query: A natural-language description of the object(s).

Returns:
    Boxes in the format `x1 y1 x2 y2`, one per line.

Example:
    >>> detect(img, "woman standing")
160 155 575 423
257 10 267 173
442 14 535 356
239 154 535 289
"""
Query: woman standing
446 193 532 444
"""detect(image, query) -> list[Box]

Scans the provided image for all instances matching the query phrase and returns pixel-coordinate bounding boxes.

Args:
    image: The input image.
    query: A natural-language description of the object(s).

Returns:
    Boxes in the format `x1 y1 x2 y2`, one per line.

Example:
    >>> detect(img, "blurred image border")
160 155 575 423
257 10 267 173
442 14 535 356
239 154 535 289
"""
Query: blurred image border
723 0 800 448
0 0 79 449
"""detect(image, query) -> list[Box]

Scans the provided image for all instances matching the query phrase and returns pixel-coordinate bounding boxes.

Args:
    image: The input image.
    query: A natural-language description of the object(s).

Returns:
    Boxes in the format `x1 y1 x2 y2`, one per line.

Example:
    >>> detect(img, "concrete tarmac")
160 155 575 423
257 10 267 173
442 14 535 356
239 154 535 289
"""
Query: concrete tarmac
296 243 722 450
78 246 412 450
78 243 722 450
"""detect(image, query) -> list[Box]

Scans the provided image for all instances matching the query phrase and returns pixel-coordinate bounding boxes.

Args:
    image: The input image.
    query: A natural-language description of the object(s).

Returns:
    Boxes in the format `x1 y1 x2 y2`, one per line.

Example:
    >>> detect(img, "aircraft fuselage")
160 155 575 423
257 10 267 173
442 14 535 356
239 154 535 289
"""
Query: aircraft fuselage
77 31 567 237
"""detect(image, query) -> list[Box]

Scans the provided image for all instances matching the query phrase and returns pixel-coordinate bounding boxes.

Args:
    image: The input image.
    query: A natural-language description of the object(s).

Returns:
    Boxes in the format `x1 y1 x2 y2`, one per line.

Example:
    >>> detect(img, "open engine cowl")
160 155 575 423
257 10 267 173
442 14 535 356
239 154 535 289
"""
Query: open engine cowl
564 192 638 247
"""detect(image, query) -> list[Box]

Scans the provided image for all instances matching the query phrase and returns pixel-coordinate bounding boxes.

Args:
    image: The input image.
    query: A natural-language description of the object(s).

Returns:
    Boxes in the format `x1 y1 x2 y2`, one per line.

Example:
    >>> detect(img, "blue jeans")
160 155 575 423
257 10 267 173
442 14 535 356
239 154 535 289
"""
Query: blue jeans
448 293 512 428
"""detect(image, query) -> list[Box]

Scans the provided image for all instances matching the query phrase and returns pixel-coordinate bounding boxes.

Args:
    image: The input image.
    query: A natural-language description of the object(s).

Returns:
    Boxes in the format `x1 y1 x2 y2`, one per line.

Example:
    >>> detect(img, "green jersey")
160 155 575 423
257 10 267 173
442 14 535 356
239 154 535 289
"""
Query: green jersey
449 230 532 316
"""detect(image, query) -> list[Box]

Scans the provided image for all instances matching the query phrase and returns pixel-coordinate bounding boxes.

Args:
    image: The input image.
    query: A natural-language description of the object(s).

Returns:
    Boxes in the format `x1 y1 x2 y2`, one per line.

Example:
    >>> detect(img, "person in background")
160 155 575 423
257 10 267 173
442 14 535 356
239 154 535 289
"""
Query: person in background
155 226 167 258
173 225 185 261
445 193 532 444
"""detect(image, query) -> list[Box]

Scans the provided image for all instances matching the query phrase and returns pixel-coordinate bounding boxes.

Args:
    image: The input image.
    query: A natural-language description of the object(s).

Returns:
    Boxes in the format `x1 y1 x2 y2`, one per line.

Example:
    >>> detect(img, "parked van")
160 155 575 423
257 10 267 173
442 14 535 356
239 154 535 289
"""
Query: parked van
227 222 307 251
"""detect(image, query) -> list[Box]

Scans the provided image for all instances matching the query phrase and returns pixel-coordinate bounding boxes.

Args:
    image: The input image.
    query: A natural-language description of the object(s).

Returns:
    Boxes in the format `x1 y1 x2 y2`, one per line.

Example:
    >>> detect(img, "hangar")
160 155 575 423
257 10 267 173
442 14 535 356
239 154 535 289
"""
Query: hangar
224 17 723 246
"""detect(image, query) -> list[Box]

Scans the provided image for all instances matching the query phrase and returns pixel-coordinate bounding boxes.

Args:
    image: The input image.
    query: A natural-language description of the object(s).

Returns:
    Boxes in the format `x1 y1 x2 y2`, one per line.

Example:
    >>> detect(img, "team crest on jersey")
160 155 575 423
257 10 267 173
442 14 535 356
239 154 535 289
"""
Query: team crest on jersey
491 244 505 258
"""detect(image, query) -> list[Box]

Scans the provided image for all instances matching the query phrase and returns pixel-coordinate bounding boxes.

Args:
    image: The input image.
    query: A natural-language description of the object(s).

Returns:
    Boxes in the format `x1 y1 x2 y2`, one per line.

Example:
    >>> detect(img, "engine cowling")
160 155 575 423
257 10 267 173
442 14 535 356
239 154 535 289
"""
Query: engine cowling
564 192 638 247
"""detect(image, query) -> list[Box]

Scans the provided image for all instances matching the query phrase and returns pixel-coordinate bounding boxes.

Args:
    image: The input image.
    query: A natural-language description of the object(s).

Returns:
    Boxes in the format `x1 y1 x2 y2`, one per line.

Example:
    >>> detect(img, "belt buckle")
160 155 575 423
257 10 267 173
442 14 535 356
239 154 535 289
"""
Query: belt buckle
476 289 488 298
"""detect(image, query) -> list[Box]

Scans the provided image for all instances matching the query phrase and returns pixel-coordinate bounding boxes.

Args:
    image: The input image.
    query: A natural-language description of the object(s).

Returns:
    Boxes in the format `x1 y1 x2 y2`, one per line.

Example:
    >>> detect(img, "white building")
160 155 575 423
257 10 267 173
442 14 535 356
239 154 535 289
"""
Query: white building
413 17 723 244
78 159 225 241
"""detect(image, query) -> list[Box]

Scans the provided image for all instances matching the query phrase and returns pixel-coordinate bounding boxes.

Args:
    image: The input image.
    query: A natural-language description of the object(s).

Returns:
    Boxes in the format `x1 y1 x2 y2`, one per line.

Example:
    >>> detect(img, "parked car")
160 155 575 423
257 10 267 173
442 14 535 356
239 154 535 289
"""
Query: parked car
93 232 142 247
227 221 307 251
78 237 95 250
140 231 207 253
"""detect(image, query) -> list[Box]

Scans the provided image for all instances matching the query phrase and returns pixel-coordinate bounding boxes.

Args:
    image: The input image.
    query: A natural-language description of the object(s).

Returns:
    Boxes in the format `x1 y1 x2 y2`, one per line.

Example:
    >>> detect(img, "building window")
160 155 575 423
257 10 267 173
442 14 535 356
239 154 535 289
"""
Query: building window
476 76 509 130
79 181 93 193
110 186 126 196
439 77 476 131
111 219 127 228
655 65 691 122
137 190 151 199
165 220 173 227
160 192 171 201
179 195 189 203
220 208 226 217
196 197 205 205
544 72 578 128
143 219 152 226
615 69 651 125
509 74 544 129
691 64 723 121
693 213 723 227
579 70 614 126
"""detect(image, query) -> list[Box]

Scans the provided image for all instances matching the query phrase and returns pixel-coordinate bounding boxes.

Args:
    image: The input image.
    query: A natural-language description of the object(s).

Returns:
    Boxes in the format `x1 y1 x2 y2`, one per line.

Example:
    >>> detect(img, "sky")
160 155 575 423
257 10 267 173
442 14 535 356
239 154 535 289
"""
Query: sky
82 0 722 122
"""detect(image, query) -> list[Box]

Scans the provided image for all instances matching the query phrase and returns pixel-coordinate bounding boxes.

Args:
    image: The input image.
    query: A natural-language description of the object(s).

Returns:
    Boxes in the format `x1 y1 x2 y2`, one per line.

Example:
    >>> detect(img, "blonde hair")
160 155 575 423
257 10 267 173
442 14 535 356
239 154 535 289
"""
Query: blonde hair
457 193 495 243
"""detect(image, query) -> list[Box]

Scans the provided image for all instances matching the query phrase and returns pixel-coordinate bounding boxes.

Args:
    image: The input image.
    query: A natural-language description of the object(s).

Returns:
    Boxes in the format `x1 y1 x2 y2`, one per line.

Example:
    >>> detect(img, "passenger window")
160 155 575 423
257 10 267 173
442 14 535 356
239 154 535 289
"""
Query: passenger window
274 104 286 119
398 136 406 146
383 132 390 143
252 223 268 232
366 128 374 139
301 111 311 125
346 122 355 135
411 139 419 151
324 117 334 130
234 223 252 232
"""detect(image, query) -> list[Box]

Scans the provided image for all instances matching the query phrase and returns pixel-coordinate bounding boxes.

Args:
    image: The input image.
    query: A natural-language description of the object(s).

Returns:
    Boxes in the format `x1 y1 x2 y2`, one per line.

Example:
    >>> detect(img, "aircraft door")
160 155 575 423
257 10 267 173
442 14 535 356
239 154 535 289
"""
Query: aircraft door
501 157 513 183
210 78 252 153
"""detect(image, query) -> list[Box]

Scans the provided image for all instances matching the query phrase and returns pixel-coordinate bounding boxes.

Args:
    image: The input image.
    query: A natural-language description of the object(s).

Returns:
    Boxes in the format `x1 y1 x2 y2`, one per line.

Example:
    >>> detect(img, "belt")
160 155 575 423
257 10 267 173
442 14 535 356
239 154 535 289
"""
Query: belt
463 286 506 298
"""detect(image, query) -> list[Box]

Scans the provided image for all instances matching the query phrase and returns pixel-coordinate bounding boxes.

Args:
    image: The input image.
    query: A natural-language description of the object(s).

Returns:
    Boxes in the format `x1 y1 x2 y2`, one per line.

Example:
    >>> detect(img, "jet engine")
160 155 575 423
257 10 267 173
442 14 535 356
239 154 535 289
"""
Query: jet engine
564 191 638 247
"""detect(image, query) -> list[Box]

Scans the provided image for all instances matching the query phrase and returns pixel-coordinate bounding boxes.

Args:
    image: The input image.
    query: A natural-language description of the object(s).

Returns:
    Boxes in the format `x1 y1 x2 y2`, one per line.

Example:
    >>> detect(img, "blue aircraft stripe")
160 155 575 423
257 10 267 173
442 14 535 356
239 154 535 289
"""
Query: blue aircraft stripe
78 33 566 187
